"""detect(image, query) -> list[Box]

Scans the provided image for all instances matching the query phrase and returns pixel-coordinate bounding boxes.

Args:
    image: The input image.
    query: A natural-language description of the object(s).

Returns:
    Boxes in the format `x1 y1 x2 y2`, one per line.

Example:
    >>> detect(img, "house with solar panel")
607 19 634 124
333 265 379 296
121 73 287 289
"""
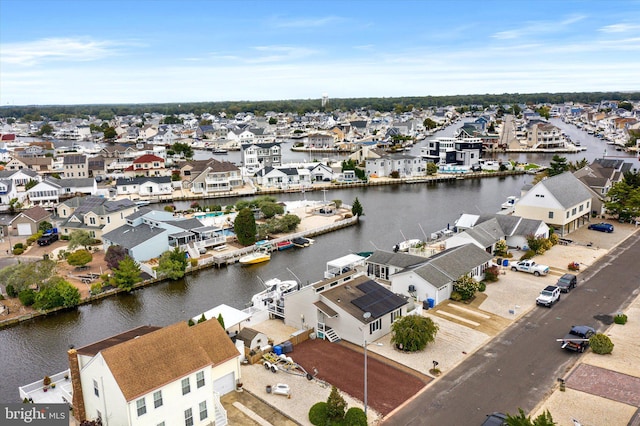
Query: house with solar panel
56 196 138 240
282 272 409 346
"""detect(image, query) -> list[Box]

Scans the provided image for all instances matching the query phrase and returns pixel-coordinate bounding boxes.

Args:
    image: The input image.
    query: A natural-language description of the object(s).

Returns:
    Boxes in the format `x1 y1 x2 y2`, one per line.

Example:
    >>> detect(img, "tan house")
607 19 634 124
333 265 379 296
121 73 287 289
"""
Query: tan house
56 196 138 239
63 154 89 178
9 205 52 236
514 172 593 235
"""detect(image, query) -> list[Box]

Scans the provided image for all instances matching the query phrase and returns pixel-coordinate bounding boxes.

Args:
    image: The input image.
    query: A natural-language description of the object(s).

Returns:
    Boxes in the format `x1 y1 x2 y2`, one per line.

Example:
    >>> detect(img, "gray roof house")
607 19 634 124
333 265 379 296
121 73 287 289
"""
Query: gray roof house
390 244 494 307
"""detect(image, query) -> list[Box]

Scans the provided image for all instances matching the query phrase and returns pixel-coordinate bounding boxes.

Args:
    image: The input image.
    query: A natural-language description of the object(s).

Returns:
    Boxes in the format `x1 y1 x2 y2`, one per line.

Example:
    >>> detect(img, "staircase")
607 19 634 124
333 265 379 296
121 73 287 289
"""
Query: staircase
324 328 341 343
212 391 227 426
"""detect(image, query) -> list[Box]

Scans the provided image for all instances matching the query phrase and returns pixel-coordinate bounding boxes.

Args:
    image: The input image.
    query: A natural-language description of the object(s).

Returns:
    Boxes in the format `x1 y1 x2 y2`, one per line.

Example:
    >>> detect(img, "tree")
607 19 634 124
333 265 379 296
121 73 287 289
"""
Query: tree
33 276 81 310
423 118 437 130
156 247 188 280
453 275 479 300
268 117 278 125
605 181 640 222
391 315 439 352
38 221 53 233
103 126 117 140
234 208 257 246
172 142 194 159
112 256 142 291
260 202 284 219
426 162 438 175
25 179 38 191
351 197 364 217
568 158 589 171
326 386 347 422
618 101 633 111
67 249 93 268
494 239 508 257
105 245 127 269
217 313 225 330
37 123 53 136
198 313 206 323
0 259 56 295
8 198 22 214
548 155 569 177
68 230 94 251
505 408 556 426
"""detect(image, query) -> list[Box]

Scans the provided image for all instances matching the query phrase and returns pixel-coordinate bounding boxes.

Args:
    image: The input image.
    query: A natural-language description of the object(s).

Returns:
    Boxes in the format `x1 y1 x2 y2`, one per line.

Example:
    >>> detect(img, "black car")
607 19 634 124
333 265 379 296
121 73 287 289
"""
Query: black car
556 273 577 293
37 233 59 246
561 325 596 352
588 222 614 233
482 412 507 426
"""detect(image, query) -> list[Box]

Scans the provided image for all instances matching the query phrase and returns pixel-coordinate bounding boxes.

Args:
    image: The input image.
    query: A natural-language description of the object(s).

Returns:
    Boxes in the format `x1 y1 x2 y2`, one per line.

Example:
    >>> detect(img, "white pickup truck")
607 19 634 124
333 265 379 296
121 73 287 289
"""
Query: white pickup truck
510 260 549 276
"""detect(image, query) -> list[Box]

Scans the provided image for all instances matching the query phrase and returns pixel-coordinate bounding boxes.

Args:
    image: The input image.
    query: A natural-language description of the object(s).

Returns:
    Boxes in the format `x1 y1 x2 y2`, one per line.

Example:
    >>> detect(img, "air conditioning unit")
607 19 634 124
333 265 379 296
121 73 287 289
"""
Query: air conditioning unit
408 284 416 292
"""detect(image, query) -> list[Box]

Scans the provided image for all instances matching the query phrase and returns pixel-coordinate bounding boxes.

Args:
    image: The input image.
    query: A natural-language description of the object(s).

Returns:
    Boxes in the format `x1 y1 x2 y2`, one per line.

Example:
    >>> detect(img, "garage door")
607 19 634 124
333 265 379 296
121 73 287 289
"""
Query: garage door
213 372 235 395
17 223 32 236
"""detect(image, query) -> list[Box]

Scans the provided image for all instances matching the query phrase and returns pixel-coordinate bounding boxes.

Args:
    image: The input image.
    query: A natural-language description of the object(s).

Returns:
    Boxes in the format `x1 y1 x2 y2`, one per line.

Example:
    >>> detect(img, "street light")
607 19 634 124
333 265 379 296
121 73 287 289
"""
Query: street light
362 312 371 418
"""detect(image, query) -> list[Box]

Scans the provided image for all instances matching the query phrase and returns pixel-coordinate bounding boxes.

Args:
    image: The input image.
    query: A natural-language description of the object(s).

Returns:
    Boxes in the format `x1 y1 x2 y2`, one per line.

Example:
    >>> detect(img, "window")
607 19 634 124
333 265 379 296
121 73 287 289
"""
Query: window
89 217 96 225
136 398 146 416
199 401 208 421
566 211 570 218
548 212 554 219
196 371 205 388
181 378 191 395
572 207 577 215
184 408 193 426
391 309 402 323
579 205 584 212
369 318 382 334
153 390 163 408
93 379 99 397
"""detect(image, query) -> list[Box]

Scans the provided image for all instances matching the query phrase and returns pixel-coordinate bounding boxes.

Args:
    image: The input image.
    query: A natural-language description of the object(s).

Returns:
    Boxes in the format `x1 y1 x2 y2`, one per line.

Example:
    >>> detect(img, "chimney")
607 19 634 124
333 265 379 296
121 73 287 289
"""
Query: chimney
68 348 87 422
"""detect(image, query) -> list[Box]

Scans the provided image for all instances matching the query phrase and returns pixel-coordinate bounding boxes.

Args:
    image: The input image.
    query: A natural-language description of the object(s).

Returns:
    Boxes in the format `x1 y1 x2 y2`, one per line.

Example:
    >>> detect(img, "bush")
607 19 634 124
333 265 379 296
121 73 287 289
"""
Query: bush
190 258 198 267
308 402 328 426
614 313 628 325
12 247 24 255
478 282 487 292
590 333 614 354
6 284 17 298
90 282 103 295
344 407 367 426
453 275 478 300
13 243 24 249
450 291 462 301
60 235 70 241
568 262 580 271
164 205 175 213
18 289 36 306
484 266 499 282
520 249 536 260
548 233 559 245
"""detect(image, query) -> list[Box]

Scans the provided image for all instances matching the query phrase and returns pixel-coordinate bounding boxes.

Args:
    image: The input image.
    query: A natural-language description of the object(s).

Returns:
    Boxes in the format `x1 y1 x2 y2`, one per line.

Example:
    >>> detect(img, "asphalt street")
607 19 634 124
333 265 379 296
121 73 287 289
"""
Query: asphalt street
385 232 640 425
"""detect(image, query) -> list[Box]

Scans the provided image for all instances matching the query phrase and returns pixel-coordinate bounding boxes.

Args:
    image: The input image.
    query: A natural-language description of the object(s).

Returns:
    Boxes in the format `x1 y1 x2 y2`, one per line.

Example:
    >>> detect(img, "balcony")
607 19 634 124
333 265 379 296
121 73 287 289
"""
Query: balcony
18 369 72 405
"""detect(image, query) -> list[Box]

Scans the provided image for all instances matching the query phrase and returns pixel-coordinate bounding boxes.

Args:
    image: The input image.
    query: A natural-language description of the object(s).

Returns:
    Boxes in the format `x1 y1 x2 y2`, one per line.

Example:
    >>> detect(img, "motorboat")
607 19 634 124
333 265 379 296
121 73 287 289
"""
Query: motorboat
276 240 294 251
501 196 519 209
239 247 271 265
393 239 422 252
251 278 299 313
292 237 310 247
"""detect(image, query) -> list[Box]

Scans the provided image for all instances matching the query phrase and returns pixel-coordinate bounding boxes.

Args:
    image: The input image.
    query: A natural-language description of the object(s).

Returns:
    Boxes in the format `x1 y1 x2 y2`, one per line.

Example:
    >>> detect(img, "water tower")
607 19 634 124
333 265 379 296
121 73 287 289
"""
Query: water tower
322 93 329 108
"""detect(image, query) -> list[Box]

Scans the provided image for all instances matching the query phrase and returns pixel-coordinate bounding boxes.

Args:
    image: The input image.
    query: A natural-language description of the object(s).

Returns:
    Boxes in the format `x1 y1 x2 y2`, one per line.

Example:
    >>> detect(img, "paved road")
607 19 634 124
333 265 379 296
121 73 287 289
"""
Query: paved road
386 232 640 425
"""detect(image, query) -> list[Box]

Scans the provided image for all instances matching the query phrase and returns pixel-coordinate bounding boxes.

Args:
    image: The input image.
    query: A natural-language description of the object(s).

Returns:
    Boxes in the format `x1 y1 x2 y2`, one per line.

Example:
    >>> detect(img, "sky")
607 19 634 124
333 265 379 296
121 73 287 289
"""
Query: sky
1 0 640 106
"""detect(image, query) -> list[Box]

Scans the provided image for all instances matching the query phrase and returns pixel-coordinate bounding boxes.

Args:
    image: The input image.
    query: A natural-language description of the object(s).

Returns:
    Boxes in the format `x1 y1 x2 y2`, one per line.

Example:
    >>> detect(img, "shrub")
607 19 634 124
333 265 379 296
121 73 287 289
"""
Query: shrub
450 291 462 301
90 282 103 295
614 313 628 325
326 386 347 422
187 318 195 326
344 407 367 426
568 262 580 271
18 289 35 306
478 282 487 292
453 275 478 300
520 249 536 260
164 205 175 213
590 333 614 354
43 376 51 386
13 243 24 249
484 266 499 282
6 284 17 298
548 233 559 245
12 247 24 255
190 258 198 267
308 402 328 426
60 235 70 241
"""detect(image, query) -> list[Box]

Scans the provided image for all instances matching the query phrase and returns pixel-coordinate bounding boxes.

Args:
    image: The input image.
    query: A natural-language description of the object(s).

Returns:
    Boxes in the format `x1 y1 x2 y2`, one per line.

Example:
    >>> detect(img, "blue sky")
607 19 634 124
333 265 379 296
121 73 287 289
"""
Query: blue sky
1 0 640 106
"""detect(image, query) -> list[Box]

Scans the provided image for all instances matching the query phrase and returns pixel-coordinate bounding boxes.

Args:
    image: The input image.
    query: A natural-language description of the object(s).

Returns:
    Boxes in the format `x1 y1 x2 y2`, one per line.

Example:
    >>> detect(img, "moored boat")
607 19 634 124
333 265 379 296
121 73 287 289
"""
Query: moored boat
292 237 310 247
393 239 422 252
501 195 519 209
276 240 294 251
239 247 271 265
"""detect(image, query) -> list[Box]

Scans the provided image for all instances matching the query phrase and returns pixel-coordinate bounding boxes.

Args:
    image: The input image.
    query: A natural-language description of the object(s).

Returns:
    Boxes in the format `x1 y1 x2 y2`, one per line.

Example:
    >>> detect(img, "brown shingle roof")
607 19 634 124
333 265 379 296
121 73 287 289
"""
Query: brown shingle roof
20 205 52 222
100 320 239 401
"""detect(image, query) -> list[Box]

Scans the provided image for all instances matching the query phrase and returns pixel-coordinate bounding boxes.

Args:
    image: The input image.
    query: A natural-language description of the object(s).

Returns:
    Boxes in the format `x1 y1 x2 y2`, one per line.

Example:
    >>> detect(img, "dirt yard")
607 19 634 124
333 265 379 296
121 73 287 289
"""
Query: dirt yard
289 338 429 416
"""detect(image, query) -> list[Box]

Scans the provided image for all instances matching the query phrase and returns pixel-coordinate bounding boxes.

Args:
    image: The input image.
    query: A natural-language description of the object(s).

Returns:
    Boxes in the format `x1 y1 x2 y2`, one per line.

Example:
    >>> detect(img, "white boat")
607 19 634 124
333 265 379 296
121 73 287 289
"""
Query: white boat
251 278 299 317
393 239 422 252
501 196 519 209
239 247 271 265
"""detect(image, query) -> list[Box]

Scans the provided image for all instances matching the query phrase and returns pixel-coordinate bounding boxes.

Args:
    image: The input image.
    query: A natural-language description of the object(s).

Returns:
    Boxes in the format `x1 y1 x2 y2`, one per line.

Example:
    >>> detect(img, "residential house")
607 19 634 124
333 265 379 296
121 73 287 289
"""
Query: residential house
19 156 54 174
115 176 173 198
303 133 335 149
514 172 593 235
9 205 52 236
0 168 39 194
124 154 170 178
183 159 242 195
0 179 19 212
88 155 108 178
526 122 565 149
63 154 89 178
68 320 240 425
283 272 409 346
390 244 493 306
573 159 633 215
453 213 550 250
365 153 425 178
57 196 138 239
307 163 334 182
241 143 282 173
253 166 311 189
420 137 482 166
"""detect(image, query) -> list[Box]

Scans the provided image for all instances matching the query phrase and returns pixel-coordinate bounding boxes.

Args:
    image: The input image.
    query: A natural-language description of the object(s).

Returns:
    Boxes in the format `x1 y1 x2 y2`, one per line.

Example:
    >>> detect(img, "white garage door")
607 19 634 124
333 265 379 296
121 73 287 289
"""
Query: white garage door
17 223 32 236
213 372 235 395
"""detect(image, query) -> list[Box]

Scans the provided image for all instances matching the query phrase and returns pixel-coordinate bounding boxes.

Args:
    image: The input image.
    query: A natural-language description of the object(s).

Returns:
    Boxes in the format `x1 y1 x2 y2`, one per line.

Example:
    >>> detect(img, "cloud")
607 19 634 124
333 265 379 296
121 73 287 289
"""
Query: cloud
245 45 317 63
0 37 134 66
599 23 640 33
272 15 345 28
492 14 586 40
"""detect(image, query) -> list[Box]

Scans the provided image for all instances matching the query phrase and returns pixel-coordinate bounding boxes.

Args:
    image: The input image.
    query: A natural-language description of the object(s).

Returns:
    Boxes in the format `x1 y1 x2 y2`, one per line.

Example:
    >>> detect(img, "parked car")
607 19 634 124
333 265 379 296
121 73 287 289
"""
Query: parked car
482 412 507 426
556 273 577 293
588 222 614 233
37 231 59 246
536 285 561 307
560 325 596 352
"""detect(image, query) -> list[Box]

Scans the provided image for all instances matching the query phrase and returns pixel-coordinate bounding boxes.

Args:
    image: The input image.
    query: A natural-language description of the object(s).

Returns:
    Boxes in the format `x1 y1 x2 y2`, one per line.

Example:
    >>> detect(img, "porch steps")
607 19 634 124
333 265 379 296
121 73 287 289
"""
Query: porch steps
213 391 228 426
325 328 341 343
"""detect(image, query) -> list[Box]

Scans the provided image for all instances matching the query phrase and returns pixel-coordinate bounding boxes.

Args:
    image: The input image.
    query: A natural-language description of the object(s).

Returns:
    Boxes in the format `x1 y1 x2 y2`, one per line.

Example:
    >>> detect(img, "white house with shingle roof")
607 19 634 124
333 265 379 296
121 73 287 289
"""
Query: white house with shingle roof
514 172 593 235
68 320 240 426
390 244 493 307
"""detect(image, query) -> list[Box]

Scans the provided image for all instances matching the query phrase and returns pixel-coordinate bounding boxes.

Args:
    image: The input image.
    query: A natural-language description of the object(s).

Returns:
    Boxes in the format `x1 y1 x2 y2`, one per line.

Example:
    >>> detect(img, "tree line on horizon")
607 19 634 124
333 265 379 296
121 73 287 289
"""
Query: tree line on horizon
1 91 639 121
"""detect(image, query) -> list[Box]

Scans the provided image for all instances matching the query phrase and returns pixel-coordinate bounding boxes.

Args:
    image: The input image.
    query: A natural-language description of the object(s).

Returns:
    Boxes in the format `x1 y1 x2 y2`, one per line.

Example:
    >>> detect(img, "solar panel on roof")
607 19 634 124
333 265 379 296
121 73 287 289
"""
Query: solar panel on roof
352 280 406 318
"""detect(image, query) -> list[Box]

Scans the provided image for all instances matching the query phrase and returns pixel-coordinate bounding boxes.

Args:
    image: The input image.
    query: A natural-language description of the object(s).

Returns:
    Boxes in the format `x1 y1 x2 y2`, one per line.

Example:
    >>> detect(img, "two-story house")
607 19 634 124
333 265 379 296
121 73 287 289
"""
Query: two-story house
241 143 281 173
253 166 311 189
0 179 19 212
181 159 243 195
365 153 425 178
57 196 138 239
514 172 593 235
115 176 173 198
124 154 170 178
68 319 241 426
63 154 89 178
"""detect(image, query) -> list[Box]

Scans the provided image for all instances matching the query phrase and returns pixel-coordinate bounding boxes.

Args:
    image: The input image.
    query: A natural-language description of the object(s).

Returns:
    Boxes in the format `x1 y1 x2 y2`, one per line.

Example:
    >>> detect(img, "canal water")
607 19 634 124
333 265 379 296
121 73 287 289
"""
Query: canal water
2 117 637 403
